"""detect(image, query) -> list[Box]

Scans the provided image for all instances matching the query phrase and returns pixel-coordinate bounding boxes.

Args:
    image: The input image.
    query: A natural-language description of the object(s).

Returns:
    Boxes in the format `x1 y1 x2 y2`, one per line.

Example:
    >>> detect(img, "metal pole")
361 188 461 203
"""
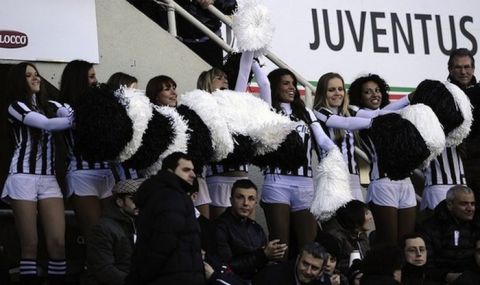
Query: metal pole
165 0 177 36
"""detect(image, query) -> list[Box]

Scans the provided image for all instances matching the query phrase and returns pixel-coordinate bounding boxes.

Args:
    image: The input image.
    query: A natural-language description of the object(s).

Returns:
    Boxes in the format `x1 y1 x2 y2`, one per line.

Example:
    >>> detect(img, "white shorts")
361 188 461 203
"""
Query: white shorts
367 177 416 209
1 173 63 202
261 174 313 212
66 169 115 199
349 174 365 202
194 177 212 207
206 176 248 207
421 184 457 210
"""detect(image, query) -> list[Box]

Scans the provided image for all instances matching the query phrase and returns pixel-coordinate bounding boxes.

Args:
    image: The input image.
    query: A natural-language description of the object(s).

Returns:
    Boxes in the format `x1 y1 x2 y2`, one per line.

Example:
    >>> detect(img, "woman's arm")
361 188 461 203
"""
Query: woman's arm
313 109 371 131
251 61 271 106
307 109 336 151
8 101 72 131
234 51 255 92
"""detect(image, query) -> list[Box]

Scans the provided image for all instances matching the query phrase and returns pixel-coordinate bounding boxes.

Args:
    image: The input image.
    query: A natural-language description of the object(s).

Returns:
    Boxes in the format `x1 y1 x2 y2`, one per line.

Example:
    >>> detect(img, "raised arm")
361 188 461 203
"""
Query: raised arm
252 60 271 105
8 101 72 131
382 94 410 111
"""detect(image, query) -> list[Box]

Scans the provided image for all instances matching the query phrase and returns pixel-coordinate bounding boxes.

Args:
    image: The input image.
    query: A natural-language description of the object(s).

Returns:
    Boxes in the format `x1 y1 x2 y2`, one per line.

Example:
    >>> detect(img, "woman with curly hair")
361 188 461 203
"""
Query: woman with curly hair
348 74 414 245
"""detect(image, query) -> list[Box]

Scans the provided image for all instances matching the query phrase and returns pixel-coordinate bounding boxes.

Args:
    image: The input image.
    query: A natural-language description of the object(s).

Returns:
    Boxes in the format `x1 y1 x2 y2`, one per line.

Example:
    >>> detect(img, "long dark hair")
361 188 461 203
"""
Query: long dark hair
146 75 177 105
106 72 137 91
59 60 94 107
268 68 308 122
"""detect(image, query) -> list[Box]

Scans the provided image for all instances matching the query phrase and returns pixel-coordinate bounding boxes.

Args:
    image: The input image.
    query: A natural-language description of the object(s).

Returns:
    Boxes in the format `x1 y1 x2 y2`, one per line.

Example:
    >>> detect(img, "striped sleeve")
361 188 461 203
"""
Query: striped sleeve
8 101 31 123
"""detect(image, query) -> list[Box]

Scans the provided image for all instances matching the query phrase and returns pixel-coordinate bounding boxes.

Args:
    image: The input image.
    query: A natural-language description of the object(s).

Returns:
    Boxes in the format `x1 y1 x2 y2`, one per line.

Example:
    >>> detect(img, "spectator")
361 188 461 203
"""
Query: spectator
360 245 403 285
85 179 142 285
176 0 237 68
316 231 348 285
2 62 72 284
322 200 372 275
126 152 205 284
253 242 329 285
420 185 480 284
214 179 287 280
451 239 480 284
399 233 435 285
447 48 480 205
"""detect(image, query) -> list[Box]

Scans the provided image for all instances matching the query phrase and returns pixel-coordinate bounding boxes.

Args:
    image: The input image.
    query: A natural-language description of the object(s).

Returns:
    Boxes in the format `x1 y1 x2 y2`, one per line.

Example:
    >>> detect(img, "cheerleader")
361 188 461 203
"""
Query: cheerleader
2 62 72 284
59 60 115 235
348 74 414 245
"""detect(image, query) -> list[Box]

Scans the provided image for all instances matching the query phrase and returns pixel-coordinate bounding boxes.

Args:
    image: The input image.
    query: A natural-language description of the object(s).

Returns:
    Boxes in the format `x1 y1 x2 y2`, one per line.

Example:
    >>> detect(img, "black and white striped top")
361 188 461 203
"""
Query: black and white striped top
424 147 466 186
316 108 358 175
206 163 248 177
7 100 69 175
359 132 385 181
265 104 313 177
110 162 142 183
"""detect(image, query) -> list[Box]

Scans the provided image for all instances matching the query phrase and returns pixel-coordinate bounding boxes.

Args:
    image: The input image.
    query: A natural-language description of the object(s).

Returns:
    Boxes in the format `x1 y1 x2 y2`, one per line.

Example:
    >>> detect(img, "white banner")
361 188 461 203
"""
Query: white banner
260 0 480 90
0 0 99 63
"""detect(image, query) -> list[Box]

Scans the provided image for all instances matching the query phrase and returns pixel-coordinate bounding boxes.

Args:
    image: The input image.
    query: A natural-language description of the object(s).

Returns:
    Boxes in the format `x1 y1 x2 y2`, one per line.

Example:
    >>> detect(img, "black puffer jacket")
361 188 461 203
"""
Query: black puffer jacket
126 170 205 285
214 209 268 280
420 200 480 282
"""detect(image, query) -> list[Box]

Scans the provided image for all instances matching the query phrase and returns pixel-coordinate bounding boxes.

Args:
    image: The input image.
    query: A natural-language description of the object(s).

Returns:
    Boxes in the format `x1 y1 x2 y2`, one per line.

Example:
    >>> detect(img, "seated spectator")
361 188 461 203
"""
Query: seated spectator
253 242 329 285
316 232 348 285
420 185 480 284
360 245 403 285
322 200 372 274
214 179 287 280
399 233 435 285
85 179 142 285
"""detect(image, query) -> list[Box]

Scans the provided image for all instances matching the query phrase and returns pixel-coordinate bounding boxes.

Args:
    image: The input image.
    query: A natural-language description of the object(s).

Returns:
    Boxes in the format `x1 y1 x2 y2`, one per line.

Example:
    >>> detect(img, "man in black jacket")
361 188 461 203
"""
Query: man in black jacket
214 179 287 280
253 242 328 285
420 185 480 284
126 152 204 285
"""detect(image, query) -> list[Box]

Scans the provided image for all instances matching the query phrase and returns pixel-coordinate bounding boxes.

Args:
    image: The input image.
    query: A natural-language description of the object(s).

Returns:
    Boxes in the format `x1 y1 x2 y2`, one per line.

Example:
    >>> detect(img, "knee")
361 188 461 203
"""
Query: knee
47 237 65 258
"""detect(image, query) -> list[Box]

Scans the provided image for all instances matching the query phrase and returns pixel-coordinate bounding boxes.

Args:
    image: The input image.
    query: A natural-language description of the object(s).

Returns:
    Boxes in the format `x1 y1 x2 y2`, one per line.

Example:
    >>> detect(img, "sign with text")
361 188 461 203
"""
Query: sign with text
0 0 99 63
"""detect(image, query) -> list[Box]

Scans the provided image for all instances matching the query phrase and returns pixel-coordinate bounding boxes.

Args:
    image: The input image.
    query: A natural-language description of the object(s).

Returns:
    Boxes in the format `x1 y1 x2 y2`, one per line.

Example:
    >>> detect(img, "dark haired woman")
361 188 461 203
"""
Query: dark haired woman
323 200 372 274
59 60 115 235
2 62 73 284
348 74 414 245
261 68 339 258
106 72 138 90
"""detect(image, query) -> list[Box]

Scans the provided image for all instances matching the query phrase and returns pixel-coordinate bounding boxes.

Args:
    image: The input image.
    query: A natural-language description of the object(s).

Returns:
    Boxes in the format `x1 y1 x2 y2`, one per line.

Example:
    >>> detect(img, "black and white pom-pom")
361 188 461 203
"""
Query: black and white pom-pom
177 105 215 172
411 79 472 147
212 89 297 155
369 113 430 180
140 106 189 177
232 0 274 56
114 87 154 163
178 90 234 161
399 104 445 168
74 84 133 162
311 147 352 221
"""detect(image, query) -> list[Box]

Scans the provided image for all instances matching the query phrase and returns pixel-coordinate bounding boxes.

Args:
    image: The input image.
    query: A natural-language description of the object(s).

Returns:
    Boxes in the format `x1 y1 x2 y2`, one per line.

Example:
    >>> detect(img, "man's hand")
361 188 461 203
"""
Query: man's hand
445 272 462 283
204 261 214 279
263 239 288 261
197 0 213 9
330 274 341 285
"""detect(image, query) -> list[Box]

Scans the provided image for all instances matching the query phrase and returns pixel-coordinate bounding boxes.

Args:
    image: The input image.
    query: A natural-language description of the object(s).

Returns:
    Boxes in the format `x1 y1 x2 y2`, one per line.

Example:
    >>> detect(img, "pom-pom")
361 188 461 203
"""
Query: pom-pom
123 110 174 170
177 105 215 171
370 113 429 180
178 90 234 161
220 134 256 166
399 104 445 168
140 106 189 177
114 87 153 162
232 0 275 55
310 147 352 221
74 85 133 162
443 81 473 146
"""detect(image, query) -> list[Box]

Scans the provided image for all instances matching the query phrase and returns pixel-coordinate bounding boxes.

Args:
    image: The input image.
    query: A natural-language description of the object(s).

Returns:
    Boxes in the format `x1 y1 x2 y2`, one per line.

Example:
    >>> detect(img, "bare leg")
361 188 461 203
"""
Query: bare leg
369 203 398 245
209 205 227 220
398 206 416 240
262 203 291 261
72 195 101 235
291 209 317 250
38 198 66 259
196 204 210 219
10 200 38 259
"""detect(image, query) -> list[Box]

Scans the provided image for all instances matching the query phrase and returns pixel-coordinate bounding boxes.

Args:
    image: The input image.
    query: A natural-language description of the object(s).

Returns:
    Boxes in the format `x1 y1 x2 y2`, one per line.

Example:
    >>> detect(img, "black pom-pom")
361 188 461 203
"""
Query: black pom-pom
124 111 173 170
369 113 429 180
177 105 214 173
411 79 464 135
220 134 256 166
74 85 133 162
252 131 307 172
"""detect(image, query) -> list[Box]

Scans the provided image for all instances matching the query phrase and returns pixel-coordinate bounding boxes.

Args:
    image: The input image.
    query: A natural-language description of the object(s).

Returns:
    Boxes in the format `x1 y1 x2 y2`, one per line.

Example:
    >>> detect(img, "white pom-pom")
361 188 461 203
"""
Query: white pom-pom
310 147 353 221
212 89 296 154
140 106 189 177
114 87 153 162
232 0 275 55
443 81 473 147
400 104 446 168
178 90 234 161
